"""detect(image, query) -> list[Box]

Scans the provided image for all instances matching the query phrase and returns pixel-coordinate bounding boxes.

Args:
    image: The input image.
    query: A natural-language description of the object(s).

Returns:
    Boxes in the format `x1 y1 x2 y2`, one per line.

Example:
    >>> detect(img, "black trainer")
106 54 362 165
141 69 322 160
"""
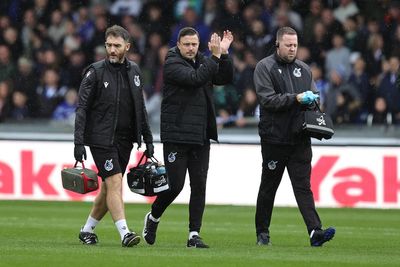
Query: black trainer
143 212 159 245
122 232 141 247
79 230 98 245
256 232 271 246
187 235 209 248
310 227 336 247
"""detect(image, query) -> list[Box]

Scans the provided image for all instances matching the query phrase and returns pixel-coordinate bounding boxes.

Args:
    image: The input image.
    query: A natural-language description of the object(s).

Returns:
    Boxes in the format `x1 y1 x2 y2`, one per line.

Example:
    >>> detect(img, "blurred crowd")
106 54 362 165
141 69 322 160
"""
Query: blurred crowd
0 0 400 128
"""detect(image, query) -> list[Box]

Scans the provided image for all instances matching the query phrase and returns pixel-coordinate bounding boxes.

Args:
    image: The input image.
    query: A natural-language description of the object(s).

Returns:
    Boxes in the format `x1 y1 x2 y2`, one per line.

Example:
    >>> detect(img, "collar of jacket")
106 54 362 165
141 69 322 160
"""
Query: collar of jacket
274 52 295 65
104 58 131 73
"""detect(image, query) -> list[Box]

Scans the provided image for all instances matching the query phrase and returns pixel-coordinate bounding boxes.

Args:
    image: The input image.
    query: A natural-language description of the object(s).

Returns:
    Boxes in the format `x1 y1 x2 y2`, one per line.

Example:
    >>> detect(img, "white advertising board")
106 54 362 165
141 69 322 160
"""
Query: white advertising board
0 140 399 208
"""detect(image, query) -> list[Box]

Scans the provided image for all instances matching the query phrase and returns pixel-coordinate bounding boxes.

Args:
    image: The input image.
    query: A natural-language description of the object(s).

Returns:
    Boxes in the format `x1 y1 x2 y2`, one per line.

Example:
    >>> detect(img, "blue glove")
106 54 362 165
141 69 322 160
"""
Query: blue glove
299 91 319 105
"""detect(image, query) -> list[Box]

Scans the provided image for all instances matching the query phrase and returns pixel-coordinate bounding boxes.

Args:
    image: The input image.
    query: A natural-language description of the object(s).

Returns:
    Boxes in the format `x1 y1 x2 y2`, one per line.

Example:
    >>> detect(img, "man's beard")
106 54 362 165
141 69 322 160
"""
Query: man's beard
108 53 124 63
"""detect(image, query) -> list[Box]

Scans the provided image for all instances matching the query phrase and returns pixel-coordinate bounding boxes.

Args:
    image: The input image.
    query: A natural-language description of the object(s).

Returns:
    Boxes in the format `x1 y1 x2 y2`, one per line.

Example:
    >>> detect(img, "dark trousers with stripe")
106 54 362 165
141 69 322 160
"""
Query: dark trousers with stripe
255 142 322 236
151 142 210 233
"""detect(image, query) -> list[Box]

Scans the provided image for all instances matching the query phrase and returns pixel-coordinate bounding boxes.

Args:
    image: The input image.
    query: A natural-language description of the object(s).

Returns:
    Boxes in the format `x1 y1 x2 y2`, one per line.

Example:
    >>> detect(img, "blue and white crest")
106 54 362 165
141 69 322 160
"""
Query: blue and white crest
293 68 301 77
267 160 278 170
134 75 140 86
104 159 113 171
168 152 177 163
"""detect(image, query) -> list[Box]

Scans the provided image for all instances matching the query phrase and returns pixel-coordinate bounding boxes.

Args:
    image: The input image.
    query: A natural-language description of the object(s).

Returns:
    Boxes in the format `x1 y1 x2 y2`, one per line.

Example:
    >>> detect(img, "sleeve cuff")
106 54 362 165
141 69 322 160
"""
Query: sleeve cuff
211 55 221 63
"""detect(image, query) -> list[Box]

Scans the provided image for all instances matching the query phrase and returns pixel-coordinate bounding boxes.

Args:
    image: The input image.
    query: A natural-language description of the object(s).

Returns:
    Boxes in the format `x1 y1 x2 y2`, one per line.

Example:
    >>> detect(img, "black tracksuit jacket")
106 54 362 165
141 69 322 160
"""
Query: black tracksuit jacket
74 59 153 148
160 47 233 145
254 52 317 145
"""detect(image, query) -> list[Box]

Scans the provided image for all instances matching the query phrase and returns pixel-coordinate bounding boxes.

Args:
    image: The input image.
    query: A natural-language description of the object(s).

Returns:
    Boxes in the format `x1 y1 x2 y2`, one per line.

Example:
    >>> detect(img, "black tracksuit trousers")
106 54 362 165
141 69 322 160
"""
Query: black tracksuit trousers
151 142 210 233
255 142 322 236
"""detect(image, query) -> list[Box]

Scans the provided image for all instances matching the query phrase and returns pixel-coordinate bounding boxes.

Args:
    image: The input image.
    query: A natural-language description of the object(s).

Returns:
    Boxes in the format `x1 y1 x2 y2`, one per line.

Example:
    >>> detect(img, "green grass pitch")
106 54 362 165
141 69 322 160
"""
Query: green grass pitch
0 200 399 267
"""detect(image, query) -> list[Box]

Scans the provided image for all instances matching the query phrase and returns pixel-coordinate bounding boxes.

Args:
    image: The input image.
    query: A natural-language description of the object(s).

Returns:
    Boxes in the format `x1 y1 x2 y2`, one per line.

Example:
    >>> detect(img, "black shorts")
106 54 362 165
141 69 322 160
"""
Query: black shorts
90 138 133 180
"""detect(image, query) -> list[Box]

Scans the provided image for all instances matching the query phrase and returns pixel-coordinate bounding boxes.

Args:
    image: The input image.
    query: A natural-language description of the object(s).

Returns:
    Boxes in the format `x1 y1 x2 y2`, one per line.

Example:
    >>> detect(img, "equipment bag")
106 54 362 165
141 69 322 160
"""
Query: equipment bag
127 153 169 196
61 161 98 194
303 101 334 140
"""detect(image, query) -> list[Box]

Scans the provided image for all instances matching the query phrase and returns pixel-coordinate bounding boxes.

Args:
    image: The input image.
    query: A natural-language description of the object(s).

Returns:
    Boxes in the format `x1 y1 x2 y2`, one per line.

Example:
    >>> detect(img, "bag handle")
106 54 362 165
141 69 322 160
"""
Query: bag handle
312 100 323 113
74 161 86 169
135 153 160 167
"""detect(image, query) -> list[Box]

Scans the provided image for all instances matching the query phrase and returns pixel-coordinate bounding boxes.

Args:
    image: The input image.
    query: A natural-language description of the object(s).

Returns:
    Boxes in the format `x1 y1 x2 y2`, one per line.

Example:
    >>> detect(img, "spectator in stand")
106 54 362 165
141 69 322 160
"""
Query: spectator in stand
307 20 330 67
32 0 53 27
90 15 108 50
235 49 257 96
348 56 371 122
377 56 400 124
202 0 218 28
235 87 259 128
144 45 169 127
242 3 263 37
321 8 344 43
0 45 15 82
143 31 164 74
1 26 23 62
343 15 360 51
13 57 39 117
217 0 245 39
35 68 67 118
9 90 29 120
310 63 328 109
62 19 82 58
170 7 211 52
390 24 400 58
325 67 362 124
367 97 392 126
61 49 86 89
48 9 67 47
140 2 169 41
245 19 272 61
325 34 351 80
52 88 77 124
365 33 385 81
0 80 10 122
272 0 303 33
303 0 323 45
59 0 74 20
125 21 146 55
74 6 95 45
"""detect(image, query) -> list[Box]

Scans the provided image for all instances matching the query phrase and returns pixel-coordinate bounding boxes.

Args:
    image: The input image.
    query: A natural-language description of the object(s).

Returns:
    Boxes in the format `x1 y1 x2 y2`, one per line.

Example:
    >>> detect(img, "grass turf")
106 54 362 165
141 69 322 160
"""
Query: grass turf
0 200 399 267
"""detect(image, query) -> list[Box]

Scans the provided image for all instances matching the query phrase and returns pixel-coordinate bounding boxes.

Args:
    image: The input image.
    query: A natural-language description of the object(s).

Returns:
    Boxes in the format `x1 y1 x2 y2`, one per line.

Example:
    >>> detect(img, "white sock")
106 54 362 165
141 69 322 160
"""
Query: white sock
82 216 99 233
189 231 199 239
149 213 160 223
115 219 130 240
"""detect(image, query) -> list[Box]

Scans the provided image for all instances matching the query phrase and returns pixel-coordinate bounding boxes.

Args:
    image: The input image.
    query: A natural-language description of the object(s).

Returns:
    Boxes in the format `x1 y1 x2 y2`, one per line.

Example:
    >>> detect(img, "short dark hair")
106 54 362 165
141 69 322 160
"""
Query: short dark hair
276 27 297 42
177 27 199 42
105 25 130 42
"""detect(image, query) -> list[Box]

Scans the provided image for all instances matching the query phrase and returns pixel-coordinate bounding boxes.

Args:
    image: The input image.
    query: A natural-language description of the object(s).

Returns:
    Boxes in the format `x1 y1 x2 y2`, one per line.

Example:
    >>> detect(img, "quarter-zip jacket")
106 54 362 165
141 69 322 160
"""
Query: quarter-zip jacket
74 59 153 148
254 52 316 144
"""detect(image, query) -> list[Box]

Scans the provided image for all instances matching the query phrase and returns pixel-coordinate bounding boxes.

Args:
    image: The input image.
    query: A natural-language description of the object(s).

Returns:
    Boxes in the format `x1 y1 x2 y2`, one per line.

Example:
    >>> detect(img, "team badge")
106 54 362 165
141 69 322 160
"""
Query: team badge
134 75 140 86
104 159 113 171
168 152 177 163
104 82 109 88
317 115 326 126
293 68 301 77
267 160 278 170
